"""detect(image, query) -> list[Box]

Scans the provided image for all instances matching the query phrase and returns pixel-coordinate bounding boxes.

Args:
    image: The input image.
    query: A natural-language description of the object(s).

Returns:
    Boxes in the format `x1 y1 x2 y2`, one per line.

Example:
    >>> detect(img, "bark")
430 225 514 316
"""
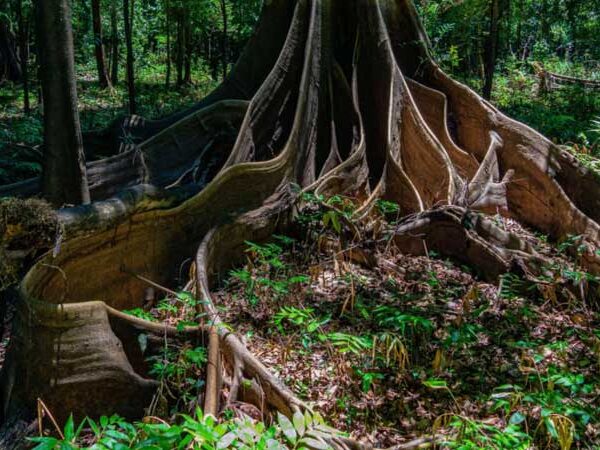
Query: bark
183 15 192 85
176 13 183 86
0 17 21 83
165 0 171 87
110 0 119 84
16 0 30 114
92 0 112 88
36 0 90 206
3 2 600 445
220 0 229 80
482 0 500 100
123 0 136 114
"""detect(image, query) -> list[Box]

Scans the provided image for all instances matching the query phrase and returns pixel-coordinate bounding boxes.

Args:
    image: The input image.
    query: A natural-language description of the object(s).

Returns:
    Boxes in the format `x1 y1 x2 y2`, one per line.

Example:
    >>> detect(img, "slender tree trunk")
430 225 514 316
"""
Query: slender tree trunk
515 0 522 54
0 17 21 82
110 0 118 84
91 0 111 88
183 15 192 85
482 0 500 100
176 14 183 86
16 0 30 114
539 0 550 43
34 36 43 113
165 0 171 87
220 0 228 80
36 0 90 206
123 0 136 114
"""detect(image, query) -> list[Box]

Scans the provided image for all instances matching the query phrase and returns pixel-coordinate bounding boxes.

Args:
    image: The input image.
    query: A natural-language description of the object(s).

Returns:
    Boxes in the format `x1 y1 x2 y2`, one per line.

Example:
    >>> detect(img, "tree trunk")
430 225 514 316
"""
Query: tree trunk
165 0 171 87
175 13 183 86
515 0 522 54
110 0 119 84
0 17 21 83
123 0 136 114
539 0 550 43
4 2 600 446
482 0 500 100
92 0 112 88
16 0 30 114
36 0 90 206
183 15 192 85
220 0 228 80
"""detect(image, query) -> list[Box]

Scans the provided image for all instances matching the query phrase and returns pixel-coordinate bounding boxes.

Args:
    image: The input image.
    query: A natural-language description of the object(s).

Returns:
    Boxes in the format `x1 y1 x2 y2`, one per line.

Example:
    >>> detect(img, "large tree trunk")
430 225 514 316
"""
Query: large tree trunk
3 1 600 447
123 0 136 114
92 0 112 88
36 0 90 206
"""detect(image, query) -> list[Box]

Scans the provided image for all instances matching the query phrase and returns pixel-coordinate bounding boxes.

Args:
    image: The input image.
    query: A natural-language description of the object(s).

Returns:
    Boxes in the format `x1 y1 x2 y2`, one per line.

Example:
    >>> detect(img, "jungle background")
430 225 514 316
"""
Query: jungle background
1 0 599 185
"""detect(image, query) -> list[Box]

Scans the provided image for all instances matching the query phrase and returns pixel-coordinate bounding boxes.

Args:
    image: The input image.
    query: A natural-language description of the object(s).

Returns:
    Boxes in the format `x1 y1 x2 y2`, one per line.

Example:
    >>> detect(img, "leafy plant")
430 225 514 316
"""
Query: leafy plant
123 307 157 322
30 409 339 450
327 332 371 355
436 415 532 450
273 306 330 347
373 307 433 338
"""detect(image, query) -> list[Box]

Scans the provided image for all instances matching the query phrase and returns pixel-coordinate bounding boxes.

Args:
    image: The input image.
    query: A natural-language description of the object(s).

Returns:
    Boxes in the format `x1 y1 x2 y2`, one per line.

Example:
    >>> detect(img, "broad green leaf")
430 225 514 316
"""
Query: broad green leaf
138 333 148 354
298 436 330 450
509 412 526 425
293 410 306 436
64 415 75 441
217 431 238 449
423 379 448 390
277 412 297 444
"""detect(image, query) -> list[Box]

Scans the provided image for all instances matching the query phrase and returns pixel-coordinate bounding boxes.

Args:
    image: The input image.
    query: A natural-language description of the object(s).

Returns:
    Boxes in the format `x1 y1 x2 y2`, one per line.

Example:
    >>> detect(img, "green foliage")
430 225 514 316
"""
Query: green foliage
230 238 309 307
372 306 434 338
273 306 330 348
326 332 371 355
440 416 532 450
29 409 339 450
353 369 385 393
123 307 157 322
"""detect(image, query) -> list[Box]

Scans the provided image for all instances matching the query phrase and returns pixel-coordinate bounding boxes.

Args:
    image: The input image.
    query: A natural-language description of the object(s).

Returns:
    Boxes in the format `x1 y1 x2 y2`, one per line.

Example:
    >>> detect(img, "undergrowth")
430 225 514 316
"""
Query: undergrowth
29 193 600 449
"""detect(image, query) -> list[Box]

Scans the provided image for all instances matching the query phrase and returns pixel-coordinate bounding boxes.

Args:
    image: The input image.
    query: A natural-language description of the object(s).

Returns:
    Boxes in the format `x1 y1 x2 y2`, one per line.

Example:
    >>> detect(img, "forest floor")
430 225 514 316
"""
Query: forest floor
120 193 600 450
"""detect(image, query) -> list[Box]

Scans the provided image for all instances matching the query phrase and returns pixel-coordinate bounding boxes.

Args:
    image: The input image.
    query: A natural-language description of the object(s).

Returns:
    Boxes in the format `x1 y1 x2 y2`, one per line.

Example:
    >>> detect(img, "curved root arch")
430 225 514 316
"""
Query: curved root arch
3 0 600 445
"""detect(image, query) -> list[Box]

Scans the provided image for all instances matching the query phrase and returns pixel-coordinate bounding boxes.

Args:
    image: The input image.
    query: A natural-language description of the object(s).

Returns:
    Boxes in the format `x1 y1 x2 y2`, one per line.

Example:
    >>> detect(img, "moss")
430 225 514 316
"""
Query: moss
0 197 57 289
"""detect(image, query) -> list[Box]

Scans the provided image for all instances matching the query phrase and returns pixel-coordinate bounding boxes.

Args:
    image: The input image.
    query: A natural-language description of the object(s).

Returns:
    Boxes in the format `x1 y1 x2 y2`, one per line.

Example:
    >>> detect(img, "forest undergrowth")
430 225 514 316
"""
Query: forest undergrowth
18 192 600 450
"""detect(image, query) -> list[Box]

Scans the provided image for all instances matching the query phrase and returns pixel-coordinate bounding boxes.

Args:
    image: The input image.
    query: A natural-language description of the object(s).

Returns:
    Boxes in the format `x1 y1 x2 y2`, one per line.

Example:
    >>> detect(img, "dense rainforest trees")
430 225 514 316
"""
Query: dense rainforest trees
0 15 21 83
1 0 598 103
123 0 136 113
482 0 501 99
91 0 112 88
36 0 90 205
15 0 29 114
0 0 600 449
418 0 600 84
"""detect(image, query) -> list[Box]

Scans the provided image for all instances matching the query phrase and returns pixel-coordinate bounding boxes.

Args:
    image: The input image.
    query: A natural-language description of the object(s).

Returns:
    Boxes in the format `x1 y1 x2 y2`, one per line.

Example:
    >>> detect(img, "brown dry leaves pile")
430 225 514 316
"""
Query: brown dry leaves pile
211 201 600 448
